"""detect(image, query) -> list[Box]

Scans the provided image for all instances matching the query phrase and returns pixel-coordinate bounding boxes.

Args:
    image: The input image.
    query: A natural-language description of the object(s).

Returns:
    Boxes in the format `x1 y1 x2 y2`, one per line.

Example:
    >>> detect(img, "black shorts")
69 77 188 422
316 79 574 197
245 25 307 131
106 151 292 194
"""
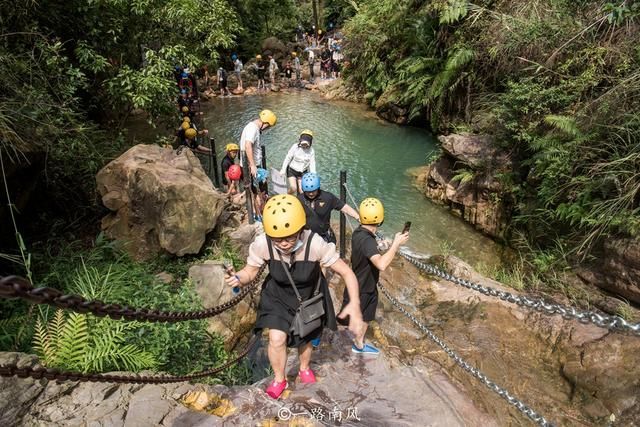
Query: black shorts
220 79 227 89
250 180 268 194
319 228 337 244
339 289 378 323
286 166 306 178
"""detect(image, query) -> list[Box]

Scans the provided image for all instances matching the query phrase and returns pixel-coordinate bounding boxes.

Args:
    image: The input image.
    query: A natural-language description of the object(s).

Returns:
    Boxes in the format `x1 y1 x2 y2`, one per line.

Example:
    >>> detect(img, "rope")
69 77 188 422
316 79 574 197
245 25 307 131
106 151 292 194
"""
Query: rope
0 335 259 384
378 282 554 427
0 265 266 323
399 250 640 336
342 181 359 208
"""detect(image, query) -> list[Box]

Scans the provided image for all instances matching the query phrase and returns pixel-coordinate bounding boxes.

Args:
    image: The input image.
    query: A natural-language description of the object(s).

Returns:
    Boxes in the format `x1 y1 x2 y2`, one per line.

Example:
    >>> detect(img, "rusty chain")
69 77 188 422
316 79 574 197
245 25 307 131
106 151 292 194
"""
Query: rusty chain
0 264 266 323
0 334 259 384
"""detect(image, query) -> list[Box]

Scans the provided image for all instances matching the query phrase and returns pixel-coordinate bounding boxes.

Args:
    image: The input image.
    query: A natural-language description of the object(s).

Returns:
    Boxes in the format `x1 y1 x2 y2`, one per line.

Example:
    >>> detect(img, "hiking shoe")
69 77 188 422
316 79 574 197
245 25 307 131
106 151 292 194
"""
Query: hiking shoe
352 343 380 356
310 337 321 348
298 368 316 384
265 379 288 399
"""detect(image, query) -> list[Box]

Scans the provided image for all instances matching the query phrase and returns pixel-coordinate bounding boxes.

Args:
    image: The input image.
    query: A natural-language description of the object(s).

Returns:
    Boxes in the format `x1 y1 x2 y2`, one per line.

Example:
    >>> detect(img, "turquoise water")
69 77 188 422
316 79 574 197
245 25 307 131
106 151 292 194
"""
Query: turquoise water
196 91 502 267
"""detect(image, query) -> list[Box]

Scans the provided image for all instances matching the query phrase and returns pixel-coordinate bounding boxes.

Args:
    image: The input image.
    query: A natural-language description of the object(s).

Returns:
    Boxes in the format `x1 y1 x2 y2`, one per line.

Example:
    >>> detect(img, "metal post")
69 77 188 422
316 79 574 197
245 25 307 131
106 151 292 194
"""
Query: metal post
261 146 267 170
210 137 219 188
243 153 254 224
339 170 347 259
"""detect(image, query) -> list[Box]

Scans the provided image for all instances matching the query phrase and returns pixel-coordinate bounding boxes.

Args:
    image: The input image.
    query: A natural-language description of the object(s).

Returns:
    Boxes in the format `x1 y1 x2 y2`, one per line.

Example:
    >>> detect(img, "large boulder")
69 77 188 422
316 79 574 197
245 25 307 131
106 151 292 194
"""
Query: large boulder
423 133 513 239
375 102 408 125
188 261 259 348
578 238 640 304
96 144 226 260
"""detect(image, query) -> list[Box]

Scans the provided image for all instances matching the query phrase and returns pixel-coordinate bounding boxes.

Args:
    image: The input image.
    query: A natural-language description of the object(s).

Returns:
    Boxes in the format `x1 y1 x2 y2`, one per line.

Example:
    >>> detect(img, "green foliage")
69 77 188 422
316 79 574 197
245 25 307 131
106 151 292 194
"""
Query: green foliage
342 0 640 265
22 235 252 383
450 168 474 184
33 309 156 373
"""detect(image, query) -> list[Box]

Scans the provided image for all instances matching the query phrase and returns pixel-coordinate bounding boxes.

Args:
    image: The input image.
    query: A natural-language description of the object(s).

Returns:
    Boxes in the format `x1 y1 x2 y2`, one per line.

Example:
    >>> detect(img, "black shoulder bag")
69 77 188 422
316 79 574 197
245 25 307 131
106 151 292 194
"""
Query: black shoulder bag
278 255 325 338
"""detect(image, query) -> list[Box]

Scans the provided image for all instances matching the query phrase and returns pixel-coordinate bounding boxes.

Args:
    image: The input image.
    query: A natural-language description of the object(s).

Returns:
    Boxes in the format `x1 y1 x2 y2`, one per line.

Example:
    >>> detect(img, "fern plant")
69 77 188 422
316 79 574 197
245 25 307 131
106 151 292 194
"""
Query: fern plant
33 310 155 373
451 169 475 184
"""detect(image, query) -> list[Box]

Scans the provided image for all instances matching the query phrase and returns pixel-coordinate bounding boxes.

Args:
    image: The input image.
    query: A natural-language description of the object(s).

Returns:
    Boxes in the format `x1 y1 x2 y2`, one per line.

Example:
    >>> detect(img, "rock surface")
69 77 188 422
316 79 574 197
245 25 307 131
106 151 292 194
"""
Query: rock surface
189 261 259 348
371 254 640 425
96 144 226 259
577 237 640 304
422 133 513 239
0 332 495 426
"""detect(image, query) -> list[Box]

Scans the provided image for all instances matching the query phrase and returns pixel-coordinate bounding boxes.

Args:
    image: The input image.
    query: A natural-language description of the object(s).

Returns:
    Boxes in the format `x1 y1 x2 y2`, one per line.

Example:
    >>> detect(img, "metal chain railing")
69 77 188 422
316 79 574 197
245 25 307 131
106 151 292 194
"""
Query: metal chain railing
399 250 640 336
0 265 266 323
378 281 554 427
0 335 258 384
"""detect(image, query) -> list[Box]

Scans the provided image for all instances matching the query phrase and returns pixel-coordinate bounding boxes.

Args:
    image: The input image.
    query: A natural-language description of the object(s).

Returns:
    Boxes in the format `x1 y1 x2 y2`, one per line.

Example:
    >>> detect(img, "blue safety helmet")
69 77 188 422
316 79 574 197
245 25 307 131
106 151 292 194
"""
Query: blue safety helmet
231 54 238 60
256 168 268 183
180 89 187 94
181 72 188 78
301 173 320 192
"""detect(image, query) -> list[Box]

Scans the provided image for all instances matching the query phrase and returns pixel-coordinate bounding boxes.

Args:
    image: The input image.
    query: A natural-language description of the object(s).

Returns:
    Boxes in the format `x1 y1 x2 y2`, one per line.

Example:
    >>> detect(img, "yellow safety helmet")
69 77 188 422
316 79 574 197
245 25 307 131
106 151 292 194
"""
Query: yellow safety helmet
256 54 262 60
359 198 384 225
182 116 191 123
291 52 297 57
263 194 306 238
181 106 189 113
318 30 322 35
181 121 191 130
225 143 239 152
259 109 277 127
300 129 313 138
185 128 197 139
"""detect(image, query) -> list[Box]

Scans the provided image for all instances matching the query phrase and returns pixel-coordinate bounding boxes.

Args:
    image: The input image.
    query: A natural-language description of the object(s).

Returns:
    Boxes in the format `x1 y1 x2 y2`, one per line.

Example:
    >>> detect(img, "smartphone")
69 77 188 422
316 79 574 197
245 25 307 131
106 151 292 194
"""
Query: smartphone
402 221 412 234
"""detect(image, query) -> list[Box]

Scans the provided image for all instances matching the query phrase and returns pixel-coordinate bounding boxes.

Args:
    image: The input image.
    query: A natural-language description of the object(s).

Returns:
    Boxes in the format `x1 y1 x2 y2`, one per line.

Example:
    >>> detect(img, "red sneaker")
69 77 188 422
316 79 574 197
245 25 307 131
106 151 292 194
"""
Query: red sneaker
298 368 316 384
265 379 288 399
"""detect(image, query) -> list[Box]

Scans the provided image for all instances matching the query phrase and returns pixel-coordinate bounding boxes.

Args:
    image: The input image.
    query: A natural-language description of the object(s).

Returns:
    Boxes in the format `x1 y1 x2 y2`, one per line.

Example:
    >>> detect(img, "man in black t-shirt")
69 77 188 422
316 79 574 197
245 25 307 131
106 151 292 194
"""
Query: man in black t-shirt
297 173 359 244
340 197 409 356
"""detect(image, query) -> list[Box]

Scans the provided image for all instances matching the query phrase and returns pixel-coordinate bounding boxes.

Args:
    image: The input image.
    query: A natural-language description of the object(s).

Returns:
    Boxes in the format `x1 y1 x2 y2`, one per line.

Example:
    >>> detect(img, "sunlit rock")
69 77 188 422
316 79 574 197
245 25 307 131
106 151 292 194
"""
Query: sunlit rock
96 144 226 259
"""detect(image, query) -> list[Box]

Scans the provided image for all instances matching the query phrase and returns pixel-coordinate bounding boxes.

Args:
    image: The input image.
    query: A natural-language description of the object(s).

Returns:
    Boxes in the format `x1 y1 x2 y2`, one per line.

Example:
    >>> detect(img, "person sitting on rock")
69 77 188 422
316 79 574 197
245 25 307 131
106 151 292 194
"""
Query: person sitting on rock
338 197 409 356
221 143 242 194
279 130 316 194
224 194 365 400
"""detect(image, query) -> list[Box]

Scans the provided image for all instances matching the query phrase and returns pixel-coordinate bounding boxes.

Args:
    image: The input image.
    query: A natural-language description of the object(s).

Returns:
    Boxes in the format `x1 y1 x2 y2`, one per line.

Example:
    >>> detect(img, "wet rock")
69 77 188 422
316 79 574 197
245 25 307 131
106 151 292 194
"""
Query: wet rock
231 87 244 95
269 84 280 92
96 144 226 259
189 261 258 348
577 237 640 304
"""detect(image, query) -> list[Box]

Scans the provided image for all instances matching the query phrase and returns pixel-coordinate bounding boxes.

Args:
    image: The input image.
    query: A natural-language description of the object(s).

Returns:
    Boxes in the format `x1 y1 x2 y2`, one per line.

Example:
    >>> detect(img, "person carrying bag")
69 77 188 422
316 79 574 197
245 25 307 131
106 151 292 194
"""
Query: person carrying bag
224 194 365 399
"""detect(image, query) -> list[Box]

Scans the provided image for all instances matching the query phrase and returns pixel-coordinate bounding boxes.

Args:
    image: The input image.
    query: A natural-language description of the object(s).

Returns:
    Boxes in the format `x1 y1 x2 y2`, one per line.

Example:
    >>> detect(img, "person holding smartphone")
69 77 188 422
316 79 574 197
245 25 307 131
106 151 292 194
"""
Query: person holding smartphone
340 197 409 356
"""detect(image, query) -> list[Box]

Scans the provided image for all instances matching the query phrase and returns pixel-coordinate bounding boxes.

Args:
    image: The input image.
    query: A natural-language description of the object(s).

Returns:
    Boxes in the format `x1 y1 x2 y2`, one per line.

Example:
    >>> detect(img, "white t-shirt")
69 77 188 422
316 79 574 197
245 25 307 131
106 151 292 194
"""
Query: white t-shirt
239 121 261 167
247 230 339 267
280 143 316 174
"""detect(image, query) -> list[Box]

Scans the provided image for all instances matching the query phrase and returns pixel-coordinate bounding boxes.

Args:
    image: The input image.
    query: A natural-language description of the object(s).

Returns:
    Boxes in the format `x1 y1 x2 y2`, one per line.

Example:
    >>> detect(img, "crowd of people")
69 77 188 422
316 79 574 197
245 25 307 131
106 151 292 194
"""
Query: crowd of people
201 28 345 95
171 32 408 402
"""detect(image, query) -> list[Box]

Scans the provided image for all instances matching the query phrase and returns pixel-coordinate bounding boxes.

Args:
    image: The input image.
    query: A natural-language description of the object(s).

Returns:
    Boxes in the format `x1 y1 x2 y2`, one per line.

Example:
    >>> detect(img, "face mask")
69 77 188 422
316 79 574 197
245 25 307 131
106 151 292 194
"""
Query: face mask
277 239 304 255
